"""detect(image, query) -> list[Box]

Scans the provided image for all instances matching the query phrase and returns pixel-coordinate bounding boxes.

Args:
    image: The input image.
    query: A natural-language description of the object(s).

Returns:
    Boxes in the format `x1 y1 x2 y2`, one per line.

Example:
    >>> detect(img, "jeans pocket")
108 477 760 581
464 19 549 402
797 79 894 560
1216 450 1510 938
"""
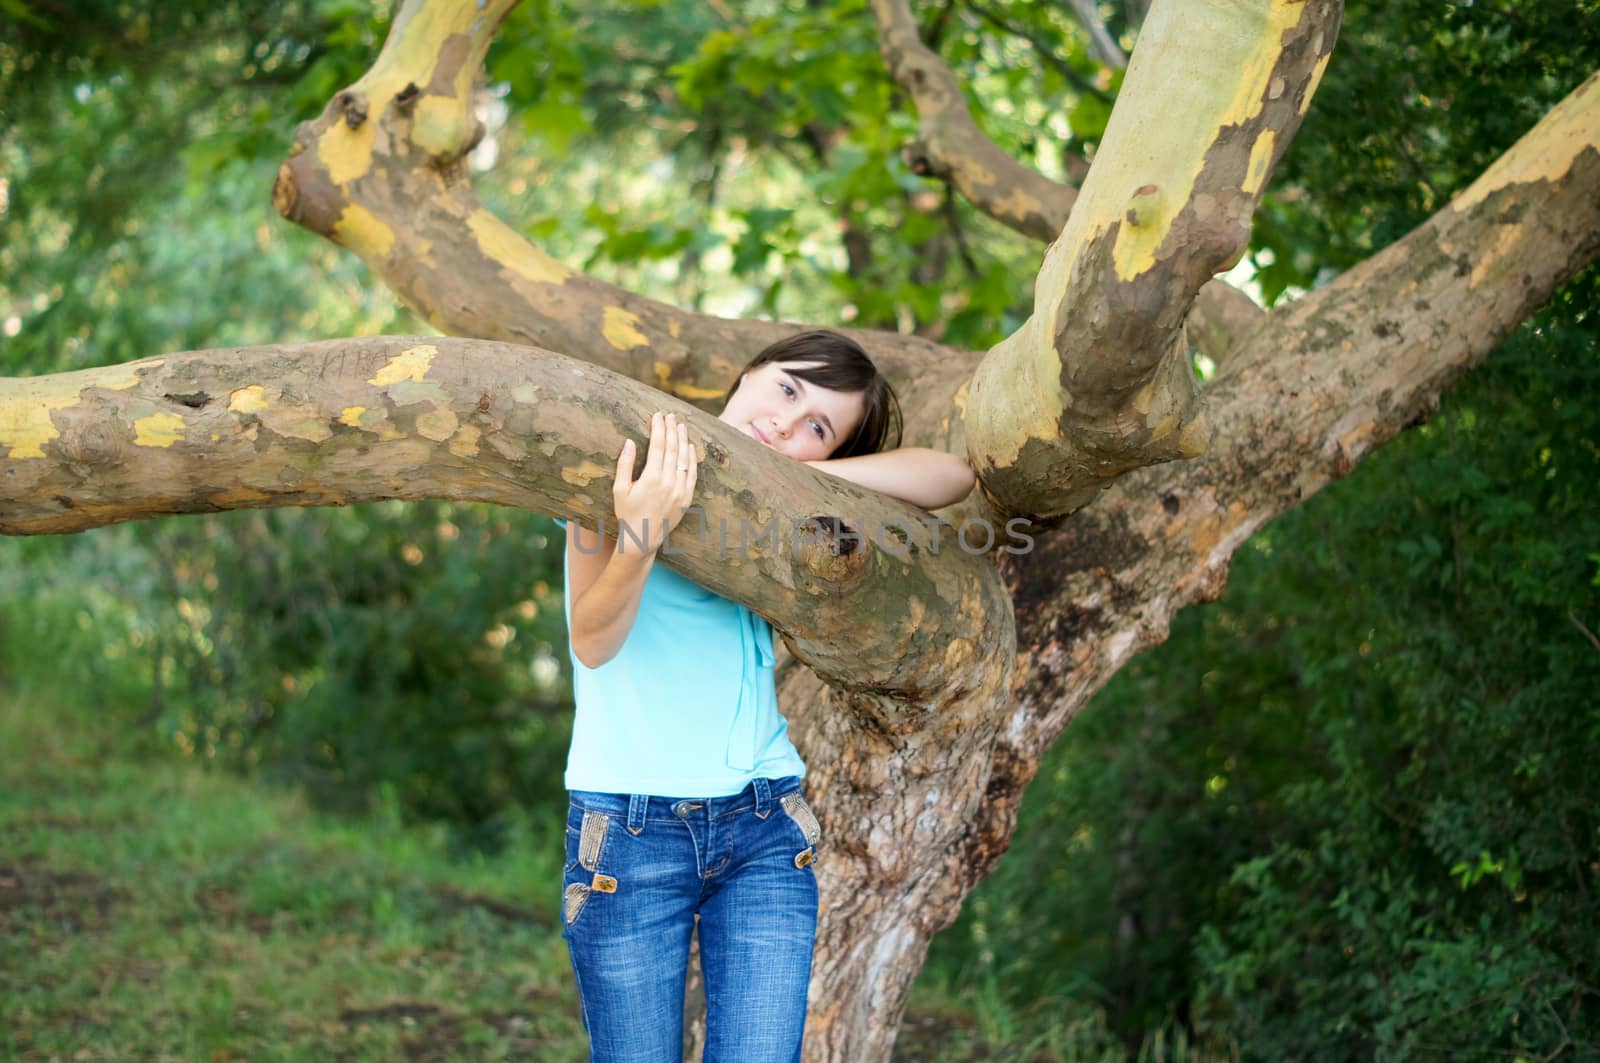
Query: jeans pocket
577 810 610 871
562 810 614 929
779 791 823 849
563 881 592 925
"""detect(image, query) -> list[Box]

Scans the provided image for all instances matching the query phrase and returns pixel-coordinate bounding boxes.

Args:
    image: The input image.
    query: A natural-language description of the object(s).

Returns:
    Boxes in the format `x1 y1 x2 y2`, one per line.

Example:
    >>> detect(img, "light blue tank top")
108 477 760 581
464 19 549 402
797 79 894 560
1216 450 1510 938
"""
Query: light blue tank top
559 523 807 797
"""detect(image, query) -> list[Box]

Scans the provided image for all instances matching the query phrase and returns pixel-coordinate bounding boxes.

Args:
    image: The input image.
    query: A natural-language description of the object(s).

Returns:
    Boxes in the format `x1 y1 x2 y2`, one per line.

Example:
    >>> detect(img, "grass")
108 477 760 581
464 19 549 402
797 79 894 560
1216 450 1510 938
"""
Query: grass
0 675 1189 1062
0 685 584 1062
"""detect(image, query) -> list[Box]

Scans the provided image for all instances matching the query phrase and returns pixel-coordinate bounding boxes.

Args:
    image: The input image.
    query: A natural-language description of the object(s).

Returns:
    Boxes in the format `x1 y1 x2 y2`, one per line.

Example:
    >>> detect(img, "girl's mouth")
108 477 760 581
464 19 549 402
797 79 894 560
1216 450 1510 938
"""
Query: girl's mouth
750 423 771 445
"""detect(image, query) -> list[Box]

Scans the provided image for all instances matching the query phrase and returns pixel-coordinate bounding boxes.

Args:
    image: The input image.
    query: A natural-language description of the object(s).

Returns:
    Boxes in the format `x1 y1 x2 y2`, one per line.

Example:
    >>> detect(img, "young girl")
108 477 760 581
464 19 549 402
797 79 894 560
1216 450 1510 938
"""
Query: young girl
559 330 974 1062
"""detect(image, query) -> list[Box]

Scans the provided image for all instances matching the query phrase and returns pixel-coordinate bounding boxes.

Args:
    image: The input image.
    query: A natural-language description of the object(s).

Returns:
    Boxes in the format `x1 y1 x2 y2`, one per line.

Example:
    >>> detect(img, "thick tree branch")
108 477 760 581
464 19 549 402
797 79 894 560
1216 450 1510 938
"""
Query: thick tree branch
9 7 1590 1062
872 0 1263 366
274 0 1248 483
869 0 1077 243
1188 279 1266 364
967 67 1600 896
1228 68 1600 484
966 0 1341 520
271 0 969 421
0 336 1012 702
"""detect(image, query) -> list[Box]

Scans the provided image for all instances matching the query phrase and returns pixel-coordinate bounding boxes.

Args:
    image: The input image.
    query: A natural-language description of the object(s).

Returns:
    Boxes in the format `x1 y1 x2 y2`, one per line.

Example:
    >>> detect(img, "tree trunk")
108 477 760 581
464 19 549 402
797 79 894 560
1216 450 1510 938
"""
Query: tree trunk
5 0 1599 1059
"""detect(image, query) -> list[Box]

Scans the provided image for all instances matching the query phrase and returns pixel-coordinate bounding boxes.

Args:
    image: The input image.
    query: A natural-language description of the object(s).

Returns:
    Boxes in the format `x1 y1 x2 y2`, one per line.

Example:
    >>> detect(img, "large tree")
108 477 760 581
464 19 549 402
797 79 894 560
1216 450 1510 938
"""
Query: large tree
3 0 1597 1058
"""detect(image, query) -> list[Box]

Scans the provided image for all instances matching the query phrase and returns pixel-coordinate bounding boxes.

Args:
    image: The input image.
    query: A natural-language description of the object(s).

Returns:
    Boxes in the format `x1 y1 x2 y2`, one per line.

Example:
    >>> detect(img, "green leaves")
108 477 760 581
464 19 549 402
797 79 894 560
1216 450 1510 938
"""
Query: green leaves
1252 0 1600 304
488 0 602 157
670 28 743 112
1450 849 1522 893
0 0 48 29
1 503 577 847
520 97 591 157
924 2 1600 1034
583 203 718 267
728 206 794 276
1066 92 1112 144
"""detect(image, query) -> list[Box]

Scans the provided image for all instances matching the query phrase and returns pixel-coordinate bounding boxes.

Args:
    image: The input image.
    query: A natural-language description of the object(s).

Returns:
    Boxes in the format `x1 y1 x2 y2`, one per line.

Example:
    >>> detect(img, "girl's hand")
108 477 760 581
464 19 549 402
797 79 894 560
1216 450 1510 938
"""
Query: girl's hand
612 411 697 554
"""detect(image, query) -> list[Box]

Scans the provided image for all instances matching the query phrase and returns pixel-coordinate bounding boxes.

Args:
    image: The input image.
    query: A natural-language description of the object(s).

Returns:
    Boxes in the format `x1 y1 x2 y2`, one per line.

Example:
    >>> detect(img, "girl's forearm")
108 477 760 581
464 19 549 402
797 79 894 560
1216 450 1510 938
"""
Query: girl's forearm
807 447 976 510
569 547 655 668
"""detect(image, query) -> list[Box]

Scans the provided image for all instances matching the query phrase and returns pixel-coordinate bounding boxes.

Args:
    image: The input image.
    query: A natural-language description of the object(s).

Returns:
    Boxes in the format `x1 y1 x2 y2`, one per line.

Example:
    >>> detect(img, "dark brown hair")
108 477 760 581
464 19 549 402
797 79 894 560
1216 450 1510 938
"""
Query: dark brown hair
722 330 903 458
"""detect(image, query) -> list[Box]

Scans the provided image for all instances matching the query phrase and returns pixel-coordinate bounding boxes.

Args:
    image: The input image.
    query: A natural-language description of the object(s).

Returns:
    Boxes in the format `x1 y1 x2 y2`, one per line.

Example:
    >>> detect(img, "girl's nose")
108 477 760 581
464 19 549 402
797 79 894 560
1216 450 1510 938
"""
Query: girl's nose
770 415 790 439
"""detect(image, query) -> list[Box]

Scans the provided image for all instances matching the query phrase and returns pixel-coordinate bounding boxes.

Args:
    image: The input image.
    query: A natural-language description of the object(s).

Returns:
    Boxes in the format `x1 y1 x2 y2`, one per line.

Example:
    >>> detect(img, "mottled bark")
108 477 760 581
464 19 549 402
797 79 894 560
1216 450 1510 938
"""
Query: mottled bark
783 41 1600 1063
869 0 1077 244
966 0 1340 519
962 67 1600 950
868 0 1265 366
6 2 1599 1062
269 0 966 422
0 336 1010 700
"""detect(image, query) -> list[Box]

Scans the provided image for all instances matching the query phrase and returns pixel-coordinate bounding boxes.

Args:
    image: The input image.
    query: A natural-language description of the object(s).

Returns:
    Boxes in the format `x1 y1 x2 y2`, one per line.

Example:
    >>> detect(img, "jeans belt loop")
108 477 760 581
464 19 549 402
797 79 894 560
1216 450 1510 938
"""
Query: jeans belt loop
627 792 649 835
753 776 773 819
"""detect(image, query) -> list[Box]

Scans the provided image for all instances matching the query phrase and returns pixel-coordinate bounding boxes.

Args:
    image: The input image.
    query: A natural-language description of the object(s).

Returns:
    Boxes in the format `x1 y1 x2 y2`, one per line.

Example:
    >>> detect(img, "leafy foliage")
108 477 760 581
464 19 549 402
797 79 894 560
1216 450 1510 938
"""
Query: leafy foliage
0 503 573 848
927 269 1600 1054
1185 279 1600 1055
3 3 579 847
922 0 1600 1049
3 1 1599 1056
0 0 397 371
1250 0 1600 302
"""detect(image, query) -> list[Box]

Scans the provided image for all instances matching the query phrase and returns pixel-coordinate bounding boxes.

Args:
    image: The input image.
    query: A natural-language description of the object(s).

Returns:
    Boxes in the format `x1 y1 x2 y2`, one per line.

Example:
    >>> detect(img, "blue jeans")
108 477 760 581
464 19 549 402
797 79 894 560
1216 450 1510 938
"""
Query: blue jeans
561 776 822 1063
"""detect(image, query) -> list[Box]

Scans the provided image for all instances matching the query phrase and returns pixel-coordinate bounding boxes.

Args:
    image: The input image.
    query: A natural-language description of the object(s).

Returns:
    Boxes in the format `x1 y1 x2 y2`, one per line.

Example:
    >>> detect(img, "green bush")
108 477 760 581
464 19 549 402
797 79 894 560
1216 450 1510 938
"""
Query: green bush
0 503 574 850
924 278 1600 1054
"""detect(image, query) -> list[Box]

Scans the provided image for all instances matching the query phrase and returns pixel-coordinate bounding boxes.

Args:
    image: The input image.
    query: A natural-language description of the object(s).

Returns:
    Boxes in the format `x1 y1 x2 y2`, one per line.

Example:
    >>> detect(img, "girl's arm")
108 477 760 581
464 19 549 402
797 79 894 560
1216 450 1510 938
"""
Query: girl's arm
567 524 660 669
568 412 697 669
805 447 976 510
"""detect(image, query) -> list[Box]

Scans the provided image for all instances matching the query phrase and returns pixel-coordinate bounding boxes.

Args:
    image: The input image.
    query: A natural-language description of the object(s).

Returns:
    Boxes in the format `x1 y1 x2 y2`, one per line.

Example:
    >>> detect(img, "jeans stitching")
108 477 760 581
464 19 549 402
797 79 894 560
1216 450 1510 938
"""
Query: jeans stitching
562 830 578 874
569 780 806 818
779 792 823 848
563 881 591 926
578 810 609 871
562 787 818 1060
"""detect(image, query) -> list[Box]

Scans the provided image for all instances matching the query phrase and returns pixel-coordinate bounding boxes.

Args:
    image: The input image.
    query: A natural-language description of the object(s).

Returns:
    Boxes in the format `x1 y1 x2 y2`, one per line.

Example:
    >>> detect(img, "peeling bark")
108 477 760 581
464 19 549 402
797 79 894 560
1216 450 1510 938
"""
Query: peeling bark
6 3 1599 1062
0 335 1012 702
966 69 1600 952
271 0 968 420
869 0 1269 392
966 0 1341 520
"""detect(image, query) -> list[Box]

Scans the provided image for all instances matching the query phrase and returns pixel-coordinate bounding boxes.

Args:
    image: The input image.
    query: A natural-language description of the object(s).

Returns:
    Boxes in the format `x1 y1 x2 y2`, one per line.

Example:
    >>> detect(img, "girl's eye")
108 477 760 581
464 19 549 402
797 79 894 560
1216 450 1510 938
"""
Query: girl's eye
779 382 795 398
811 421 825 440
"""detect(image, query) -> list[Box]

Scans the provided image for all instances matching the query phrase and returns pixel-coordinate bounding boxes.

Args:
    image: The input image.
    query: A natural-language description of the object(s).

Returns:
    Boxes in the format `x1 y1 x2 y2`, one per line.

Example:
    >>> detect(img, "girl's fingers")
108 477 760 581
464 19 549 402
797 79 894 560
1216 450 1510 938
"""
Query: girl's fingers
643 411 668 482
675 423 692 477
613 438 636 495
675 430 694 505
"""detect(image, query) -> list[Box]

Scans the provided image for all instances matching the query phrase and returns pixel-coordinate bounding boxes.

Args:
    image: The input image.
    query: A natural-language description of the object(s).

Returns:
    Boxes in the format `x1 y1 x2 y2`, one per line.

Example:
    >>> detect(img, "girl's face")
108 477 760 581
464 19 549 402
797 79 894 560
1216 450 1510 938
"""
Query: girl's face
718 360 867 462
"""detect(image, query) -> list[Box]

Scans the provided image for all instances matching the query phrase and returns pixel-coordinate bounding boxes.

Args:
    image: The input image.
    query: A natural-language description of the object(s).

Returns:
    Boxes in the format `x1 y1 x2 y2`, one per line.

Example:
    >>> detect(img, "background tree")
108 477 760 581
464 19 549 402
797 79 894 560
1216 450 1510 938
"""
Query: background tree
3 0 1600 1056
926 3 1600 1052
